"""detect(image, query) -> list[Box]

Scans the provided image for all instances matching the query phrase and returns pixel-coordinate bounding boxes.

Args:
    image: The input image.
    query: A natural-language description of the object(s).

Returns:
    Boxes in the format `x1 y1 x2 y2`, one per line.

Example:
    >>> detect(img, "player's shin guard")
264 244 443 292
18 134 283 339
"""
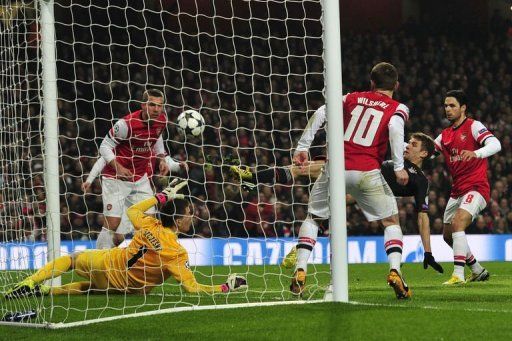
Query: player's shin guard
452 231 469 279
384 225 403 273
295 217 319 273
96 227 115 249
466 252 484 274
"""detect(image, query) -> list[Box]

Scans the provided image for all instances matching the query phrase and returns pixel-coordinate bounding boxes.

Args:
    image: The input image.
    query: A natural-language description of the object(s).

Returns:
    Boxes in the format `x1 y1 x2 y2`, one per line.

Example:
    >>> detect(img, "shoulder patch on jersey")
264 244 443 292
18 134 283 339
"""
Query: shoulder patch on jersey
478 128 488 134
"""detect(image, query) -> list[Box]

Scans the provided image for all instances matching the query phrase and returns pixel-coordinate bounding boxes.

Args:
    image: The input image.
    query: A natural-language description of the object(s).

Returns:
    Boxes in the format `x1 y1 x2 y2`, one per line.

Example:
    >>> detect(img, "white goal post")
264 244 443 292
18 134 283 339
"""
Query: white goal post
0 0 346 327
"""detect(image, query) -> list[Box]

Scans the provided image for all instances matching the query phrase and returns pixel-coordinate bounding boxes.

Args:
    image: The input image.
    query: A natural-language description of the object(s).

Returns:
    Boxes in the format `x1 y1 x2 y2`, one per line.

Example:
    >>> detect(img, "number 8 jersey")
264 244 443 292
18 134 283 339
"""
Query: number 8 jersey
343 91 409 171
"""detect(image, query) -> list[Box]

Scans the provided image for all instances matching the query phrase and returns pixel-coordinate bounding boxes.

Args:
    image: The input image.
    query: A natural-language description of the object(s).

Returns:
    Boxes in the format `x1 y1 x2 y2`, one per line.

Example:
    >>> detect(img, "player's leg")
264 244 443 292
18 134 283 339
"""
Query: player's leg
98 177 131 248
290 167 329 295
127 174 156 226
442 196 460 248
113 209 134 246
289 161 324 181
453 192 489 283
5 253 77 298
230 161 324 187
50 282 92 295
230 165 292 187
72 250 110 292
348 169 410 299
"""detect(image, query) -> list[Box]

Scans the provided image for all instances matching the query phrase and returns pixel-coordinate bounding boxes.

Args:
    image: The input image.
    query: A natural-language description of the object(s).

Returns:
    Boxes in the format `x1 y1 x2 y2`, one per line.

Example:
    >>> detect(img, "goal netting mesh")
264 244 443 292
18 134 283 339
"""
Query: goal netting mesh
0 0 330 327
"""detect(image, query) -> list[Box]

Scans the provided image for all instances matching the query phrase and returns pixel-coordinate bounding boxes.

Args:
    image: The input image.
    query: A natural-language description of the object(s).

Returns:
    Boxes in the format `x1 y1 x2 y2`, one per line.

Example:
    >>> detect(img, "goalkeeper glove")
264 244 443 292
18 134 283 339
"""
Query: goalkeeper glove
155 178 188 204
221 274 248 293
423 252 444 273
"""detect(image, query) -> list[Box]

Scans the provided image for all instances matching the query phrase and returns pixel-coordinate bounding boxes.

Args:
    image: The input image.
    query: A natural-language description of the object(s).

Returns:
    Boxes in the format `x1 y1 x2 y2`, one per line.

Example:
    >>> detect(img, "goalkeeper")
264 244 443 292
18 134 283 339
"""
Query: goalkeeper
5 180 247 298
231 133 443 274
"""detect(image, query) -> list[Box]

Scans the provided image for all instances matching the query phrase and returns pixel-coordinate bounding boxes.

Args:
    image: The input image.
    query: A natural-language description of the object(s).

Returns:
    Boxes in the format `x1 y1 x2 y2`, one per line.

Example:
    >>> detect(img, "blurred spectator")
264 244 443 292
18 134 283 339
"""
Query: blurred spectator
3 5 512 240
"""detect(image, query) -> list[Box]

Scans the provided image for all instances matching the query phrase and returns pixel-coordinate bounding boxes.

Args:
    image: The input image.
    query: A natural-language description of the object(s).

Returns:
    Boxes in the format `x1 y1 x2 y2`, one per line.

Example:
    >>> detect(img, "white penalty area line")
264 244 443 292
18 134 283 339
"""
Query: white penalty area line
348 300 512 314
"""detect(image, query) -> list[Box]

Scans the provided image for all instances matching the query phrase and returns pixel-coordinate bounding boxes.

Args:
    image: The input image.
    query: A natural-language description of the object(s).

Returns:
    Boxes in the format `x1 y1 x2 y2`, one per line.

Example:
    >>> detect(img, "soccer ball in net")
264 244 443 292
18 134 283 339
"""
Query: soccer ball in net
176 110 205 137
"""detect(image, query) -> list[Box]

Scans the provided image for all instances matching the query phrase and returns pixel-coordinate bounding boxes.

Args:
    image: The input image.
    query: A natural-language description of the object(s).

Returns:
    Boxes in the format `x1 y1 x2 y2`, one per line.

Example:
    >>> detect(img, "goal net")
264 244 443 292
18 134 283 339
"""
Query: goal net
0 0 331 327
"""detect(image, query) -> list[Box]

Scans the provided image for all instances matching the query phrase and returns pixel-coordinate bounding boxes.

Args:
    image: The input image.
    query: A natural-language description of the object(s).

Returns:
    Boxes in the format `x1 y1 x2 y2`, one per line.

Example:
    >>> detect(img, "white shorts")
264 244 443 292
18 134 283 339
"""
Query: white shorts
345 169 398 222
308 168 397 222
443 191 487 224
115 210 135 235
102 175 155 221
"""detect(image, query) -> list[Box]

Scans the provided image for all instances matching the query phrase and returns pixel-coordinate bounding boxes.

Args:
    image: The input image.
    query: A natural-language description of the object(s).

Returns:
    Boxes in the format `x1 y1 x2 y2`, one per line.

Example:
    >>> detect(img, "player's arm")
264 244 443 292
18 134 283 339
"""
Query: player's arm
126 179 188 230
388 112 408 185
126 197 161 231
153 136 187 176
167 258 247 294
289 160 325 180
294 105 326 166
417 212 443 273
430 134 443 159
81 157 107 192
99 119 133 179
460 121 501 161
414 177 443 273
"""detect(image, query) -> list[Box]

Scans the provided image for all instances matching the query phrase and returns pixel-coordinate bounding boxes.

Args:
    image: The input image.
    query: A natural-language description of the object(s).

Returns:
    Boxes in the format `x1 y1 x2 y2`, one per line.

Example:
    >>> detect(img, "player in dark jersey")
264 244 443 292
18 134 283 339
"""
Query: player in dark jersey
230 132 443 273
380 132 443 273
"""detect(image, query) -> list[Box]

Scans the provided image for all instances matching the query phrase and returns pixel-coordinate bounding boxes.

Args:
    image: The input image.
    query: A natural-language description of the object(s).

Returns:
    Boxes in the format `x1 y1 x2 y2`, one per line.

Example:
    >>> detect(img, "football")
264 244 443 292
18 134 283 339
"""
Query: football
176 109 205 137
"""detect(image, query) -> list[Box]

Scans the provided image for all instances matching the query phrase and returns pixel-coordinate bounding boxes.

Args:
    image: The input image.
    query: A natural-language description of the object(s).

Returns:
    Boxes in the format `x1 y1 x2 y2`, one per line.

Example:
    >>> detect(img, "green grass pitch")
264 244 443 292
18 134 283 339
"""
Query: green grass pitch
1 262 512 340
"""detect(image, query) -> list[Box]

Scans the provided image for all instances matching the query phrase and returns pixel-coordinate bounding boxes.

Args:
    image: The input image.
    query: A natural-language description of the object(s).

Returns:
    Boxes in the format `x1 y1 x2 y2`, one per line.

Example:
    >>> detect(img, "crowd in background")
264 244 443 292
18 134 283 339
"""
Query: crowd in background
1 4 511 242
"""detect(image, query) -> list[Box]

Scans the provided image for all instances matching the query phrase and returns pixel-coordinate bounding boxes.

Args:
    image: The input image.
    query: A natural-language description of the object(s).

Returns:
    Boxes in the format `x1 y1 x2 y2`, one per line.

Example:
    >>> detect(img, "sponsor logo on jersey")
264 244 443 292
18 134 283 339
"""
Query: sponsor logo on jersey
135 146 151 153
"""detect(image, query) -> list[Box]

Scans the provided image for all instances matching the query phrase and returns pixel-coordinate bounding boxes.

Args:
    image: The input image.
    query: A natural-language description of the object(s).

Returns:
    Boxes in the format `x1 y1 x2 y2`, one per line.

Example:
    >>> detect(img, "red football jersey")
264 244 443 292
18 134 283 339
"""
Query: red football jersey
434 118 493 202
103 110 167 182
343 91 409 171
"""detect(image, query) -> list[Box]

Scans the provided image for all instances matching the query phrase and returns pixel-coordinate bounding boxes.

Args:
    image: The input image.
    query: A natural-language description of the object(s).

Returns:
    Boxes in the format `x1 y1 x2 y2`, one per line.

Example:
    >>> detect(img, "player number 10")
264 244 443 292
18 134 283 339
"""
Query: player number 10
344 105 384 146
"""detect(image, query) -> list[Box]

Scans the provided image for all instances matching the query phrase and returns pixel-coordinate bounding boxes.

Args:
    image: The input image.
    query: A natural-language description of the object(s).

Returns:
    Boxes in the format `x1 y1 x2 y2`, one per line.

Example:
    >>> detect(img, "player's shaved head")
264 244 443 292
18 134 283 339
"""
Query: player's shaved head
370 62 398 91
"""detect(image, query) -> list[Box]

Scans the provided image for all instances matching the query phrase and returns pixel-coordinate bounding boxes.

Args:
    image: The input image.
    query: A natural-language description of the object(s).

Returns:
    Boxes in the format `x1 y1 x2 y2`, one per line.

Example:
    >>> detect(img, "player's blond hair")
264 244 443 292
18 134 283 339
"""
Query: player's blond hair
142 88 165 103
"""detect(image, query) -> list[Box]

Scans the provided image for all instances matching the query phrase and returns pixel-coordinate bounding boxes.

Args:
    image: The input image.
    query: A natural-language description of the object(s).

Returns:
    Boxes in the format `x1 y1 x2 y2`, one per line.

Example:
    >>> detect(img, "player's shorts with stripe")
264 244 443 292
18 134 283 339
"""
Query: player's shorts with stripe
443 191 487 224
102 174 155 219
308 167 398 222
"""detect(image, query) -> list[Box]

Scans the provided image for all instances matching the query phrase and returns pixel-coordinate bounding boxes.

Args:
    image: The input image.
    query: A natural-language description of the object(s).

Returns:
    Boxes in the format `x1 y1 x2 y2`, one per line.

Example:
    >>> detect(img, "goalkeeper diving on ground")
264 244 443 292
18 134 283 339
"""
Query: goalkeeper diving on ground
4 179 247 299
229 132 444 295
